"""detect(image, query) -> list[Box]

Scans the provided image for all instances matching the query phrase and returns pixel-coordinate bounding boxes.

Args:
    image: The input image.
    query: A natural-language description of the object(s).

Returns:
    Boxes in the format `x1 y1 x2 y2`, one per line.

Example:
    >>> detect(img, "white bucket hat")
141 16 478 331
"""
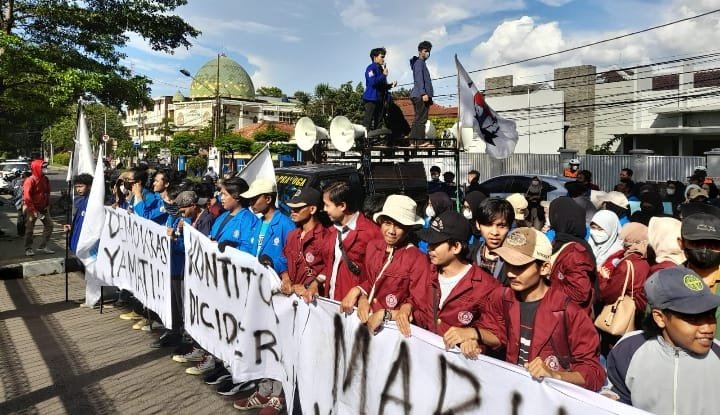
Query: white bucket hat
373 194 424 227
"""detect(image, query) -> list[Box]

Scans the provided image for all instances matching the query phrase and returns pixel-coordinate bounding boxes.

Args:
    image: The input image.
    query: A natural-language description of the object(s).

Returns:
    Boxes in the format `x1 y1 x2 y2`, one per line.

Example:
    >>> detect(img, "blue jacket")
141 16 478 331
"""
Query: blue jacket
410 56 433 99
362 62 388 102
210 208 258 255
69 195 88 254
249 210 294 274
130 189 164 223
167 215 187 279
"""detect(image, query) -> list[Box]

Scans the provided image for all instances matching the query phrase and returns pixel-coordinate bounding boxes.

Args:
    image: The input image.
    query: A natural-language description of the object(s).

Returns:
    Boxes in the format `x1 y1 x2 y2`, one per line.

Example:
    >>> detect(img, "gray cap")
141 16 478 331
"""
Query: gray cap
175 191 199 208
645 266 720 314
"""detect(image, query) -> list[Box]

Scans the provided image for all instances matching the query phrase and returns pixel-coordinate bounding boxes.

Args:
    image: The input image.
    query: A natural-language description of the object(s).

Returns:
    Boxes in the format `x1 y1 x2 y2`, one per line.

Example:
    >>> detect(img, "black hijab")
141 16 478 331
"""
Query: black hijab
549 196 594 259
429 191 452 216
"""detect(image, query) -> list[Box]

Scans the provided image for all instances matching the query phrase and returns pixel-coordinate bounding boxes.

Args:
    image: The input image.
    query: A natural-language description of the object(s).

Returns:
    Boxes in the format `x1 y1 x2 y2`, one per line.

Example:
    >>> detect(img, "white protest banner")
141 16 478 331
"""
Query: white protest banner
183 225 285 384
272 296 649 415
95 207 172 327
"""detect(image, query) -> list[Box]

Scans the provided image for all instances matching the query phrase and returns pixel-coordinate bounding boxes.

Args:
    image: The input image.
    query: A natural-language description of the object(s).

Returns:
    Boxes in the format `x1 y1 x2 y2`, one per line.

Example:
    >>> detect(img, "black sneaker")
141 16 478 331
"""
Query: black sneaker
203 366 230 385
171 342 193 357
217 380 256 396
150 332 180 349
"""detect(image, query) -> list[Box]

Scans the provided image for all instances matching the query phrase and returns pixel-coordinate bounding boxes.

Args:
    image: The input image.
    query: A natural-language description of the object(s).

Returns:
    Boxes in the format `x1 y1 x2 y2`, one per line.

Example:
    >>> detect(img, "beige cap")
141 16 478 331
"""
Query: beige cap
603 191 629 208
240 177 277 199
685 185 709 202
492 227 553 266
590 190 607 209
506 193 528 221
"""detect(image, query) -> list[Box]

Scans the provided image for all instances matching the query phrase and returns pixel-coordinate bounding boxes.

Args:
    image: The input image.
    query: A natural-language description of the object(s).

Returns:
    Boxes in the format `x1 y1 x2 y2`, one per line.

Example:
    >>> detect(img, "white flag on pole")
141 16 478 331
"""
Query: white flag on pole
238 142 275 185
76 146 105 267
456 55 519 159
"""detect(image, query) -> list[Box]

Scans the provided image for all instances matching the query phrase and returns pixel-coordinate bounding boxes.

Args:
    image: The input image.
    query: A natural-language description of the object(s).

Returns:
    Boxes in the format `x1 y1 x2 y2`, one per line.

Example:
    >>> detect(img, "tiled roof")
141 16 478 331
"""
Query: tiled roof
235 121 294 138
394 98 457 124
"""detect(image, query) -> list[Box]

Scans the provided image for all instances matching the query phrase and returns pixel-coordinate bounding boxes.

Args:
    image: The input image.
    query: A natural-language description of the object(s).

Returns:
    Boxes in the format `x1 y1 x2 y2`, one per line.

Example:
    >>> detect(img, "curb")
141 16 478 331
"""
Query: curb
0 257 82 280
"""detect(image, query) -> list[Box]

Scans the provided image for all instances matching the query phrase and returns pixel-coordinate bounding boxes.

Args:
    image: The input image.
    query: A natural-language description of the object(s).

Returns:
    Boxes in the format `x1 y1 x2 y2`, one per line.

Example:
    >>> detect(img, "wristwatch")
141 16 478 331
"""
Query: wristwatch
383 309 392 322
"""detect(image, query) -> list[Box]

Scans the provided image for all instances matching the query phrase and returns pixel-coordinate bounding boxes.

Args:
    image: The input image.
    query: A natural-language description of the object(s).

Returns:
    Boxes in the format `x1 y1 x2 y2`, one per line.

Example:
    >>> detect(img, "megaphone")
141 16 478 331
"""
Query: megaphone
294 117 328 151
329 116 366 152
425 121 437 139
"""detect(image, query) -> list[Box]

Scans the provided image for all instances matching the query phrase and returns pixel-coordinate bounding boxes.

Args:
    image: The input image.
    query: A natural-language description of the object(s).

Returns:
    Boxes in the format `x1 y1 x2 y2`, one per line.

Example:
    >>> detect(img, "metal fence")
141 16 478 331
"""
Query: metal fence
411 153 706 192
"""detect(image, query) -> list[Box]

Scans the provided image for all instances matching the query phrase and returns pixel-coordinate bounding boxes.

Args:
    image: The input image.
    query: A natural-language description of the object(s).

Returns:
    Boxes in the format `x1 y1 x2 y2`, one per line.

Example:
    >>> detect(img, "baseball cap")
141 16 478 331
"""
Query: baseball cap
286 187 322 208
685 185 709 202
492 227 552 266
681 213 720 241
506 193 528 221
645 266 720 314
240 177 277 199
416 211 470 245
175 191 199 208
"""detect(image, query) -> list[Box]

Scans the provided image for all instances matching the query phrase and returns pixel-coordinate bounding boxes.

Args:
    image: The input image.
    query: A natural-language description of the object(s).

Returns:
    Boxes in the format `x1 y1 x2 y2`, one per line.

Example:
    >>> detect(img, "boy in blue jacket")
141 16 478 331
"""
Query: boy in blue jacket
362 47 396 131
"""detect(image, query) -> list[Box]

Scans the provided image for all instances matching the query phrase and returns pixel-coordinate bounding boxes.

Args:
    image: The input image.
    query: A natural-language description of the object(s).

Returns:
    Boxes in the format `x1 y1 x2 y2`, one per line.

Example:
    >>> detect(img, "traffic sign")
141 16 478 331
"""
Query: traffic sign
102 134 110 142
133 138 141 148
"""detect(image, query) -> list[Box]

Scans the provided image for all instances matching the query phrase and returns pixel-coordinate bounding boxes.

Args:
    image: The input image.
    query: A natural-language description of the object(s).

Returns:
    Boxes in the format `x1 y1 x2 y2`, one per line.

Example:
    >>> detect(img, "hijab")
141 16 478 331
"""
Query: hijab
620 222 648 258
549 196 594 258
428 192 452 217
648 216 686 265
588 210 624 266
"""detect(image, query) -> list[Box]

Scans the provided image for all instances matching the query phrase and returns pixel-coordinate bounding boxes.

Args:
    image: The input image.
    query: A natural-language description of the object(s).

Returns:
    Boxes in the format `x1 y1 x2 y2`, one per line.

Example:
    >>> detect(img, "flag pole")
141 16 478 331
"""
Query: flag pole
65 100 82 301
454 55 461 212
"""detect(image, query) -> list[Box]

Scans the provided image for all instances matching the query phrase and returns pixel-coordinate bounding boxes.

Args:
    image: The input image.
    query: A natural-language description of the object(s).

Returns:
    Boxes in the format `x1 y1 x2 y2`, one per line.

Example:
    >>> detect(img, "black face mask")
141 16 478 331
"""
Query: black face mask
164 202 180 217
685 247 720 269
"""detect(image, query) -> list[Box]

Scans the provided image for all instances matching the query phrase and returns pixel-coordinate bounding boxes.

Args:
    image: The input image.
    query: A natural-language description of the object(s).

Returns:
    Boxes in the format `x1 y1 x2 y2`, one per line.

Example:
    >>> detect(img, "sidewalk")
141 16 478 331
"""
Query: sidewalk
0 272 239 414
0 167 81 278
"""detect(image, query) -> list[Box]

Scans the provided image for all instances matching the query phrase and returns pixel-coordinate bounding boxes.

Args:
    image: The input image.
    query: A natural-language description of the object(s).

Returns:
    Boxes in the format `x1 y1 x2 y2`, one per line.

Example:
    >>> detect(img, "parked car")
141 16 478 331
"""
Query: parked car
0 161 30 194
477 174 572 201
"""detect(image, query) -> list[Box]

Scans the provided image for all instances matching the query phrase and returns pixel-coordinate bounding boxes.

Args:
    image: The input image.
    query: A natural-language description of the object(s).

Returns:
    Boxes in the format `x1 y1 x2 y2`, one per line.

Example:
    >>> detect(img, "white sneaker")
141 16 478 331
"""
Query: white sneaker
25 248 34 257
185 355 215 375
173 347 206 363
132 319 149 330
37 247 55 254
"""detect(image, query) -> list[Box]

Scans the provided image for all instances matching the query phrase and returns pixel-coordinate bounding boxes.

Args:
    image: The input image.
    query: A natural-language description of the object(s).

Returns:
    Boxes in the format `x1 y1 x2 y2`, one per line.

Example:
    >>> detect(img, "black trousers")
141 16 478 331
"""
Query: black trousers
409 97 430 140
170 279 184 334
363 99 385 130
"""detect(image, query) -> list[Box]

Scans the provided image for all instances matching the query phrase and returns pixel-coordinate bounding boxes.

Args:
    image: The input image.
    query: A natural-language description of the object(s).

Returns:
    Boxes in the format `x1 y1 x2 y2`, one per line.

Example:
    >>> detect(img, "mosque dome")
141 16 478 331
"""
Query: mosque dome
172 90 185 102
189 55 255 100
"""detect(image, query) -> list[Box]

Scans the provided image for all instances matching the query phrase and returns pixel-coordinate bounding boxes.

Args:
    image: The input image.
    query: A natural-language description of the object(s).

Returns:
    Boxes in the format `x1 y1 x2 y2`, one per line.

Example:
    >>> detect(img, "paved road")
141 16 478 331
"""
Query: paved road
0 272 242 414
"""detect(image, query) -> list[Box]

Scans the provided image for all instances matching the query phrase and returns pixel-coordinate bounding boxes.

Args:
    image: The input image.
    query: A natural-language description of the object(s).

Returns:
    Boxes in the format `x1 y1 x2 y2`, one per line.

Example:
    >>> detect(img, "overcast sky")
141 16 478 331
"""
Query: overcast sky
124 0 720 106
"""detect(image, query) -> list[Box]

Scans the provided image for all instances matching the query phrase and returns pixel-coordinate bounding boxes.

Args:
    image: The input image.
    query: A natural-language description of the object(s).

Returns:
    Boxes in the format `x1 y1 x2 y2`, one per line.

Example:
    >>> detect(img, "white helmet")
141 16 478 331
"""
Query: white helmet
569 158 580 165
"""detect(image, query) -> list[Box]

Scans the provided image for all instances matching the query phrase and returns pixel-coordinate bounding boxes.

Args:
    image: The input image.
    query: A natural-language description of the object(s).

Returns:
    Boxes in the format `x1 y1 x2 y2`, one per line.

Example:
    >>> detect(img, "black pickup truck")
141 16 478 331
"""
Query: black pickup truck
275 162 428 216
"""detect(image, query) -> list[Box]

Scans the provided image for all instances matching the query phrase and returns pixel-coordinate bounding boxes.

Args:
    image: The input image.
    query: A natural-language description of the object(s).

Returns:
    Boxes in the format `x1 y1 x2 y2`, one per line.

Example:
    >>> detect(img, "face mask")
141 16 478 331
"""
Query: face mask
666 188 675 196
590 229 609 244
531 181 540 187
164 202 179 217
431 175 439 182
685 247 720 269
42 168 48 175
462 209 473 220
571 165 579 171
119 184 127 194
425 206 435 218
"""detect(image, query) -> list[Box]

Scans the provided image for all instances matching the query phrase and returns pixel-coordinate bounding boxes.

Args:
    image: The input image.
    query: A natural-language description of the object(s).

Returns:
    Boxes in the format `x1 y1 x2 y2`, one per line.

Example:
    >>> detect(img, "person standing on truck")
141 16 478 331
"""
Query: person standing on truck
362 47 397 131
318 181 382 301
409 40 434 147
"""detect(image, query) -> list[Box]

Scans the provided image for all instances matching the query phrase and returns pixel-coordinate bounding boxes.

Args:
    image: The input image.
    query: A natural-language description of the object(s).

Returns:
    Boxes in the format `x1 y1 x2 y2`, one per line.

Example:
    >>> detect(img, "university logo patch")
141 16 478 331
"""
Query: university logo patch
305 252 315 263
544 355 561 371
683 274 704 291
385 294 398 308
457 311 473 325
233 230 240 238
273 237 280 246
506 231 527 247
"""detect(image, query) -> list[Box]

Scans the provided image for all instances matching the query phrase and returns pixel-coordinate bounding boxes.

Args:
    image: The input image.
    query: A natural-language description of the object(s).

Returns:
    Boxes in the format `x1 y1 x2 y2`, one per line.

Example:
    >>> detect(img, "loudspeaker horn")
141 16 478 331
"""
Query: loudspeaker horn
329 116 366 152
294 117 328 151
425 120 437 139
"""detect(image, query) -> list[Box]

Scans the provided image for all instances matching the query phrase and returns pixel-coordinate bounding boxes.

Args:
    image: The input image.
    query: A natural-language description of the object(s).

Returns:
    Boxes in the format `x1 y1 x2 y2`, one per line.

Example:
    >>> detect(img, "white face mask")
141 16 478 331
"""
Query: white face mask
590 229 609 244
462 209 473 220
425 206 435 218
119 184 127 194
666 188 675 196
41 168 48 175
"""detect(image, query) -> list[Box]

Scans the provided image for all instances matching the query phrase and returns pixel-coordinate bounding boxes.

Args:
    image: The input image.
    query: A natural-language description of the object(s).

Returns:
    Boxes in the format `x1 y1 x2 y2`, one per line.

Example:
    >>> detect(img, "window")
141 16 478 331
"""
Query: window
652 74 679 91
694 70 720 88
279 111 297 124
263 110 276 116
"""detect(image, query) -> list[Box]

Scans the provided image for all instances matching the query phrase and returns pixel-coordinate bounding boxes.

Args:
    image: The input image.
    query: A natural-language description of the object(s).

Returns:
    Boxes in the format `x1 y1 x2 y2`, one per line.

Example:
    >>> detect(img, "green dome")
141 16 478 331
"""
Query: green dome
189 55 255 100
172 90 185 102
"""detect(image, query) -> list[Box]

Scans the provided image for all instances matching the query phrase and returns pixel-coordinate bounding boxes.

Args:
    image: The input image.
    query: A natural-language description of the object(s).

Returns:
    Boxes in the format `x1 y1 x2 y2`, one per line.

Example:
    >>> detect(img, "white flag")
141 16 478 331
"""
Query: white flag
67 107 96 182
76 146 105 267
238 142 275 184
456 55 519 159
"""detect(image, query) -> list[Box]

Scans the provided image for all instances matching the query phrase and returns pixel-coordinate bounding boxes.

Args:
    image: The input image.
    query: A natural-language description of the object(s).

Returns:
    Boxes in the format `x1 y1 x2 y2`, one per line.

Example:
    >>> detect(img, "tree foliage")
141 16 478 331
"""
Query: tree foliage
256 86 283 98
0 0 199 153
169 128 213 157
295 81 365 128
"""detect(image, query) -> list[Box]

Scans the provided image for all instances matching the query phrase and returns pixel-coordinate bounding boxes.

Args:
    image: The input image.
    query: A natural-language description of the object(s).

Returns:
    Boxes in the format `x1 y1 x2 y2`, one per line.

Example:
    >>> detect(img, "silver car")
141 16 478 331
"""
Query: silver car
477 174 572 201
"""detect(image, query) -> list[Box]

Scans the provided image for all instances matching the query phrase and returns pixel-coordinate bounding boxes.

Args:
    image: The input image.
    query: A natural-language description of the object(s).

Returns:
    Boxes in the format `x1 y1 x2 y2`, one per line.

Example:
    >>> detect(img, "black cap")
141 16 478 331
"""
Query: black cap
416 211 470 245
286 187 322 208
679 202 720 218
681 213 720 241
645 266 720 313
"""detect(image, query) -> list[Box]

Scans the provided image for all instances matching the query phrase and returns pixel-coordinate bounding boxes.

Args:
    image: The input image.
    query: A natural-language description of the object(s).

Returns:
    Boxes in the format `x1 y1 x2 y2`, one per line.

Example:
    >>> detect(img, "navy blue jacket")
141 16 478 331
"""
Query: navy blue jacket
362 62 388 102
69 195 88 254
410 56 433 99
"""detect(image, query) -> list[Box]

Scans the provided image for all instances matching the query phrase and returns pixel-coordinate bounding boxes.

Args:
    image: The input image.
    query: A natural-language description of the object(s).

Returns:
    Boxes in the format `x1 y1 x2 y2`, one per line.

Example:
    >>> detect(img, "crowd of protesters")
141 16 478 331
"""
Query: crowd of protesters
63 158 720 415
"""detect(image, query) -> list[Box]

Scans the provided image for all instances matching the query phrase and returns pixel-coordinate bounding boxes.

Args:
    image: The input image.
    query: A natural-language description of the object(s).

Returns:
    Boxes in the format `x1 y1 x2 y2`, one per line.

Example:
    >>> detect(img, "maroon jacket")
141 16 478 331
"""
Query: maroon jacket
649 259 677 275
550 242 596 313
414 265 500 336
283 222 329 291
358 240 431 313
321 213 382 301
482 286 606 391
598 253 650 311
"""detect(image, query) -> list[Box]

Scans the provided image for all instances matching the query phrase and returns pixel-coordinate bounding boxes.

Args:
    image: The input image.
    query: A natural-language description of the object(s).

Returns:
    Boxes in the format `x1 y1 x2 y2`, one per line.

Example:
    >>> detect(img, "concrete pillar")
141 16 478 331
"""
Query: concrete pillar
629 149 654 183
704 148 720 181
558 148 578 175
